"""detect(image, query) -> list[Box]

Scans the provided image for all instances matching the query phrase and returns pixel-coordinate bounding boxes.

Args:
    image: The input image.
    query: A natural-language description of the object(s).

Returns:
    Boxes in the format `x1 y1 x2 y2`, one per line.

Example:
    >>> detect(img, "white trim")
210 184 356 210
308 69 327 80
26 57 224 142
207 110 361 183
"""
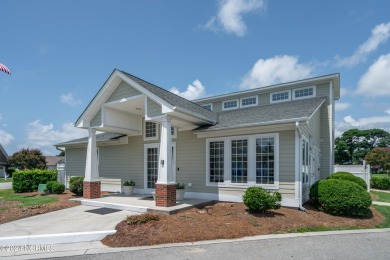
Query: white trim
222 99 239 111
206 133 279 189
240 96 258 108
143 121 159 141
270 90 291 104
144 143 159 192
201 103 213 111
294 128 300 201
292 86 316 100
329 81 334 175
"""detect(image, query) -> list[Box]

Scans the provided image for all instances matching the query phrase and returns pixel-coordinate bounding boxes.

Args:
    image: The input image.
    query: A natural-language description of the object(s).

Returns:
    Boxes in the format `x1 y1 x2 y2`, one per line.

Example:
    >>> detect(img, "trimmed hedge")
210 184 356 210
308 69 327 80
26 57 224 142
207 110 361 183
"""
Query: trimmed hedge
310 179 372 218
12 170 57 193
46 181 65 194
371 176 390 190
69 176 84 196
243 186 282 213
328 172 367 190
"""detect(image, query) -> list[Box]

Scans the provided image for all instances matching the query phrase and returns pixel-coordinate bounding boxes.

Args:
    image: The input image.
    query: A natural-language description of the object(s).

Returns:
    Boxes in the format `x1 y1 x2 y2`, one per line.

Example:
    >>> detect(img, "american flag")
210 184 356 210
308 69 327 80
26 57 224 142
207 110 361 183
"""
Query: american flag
0 63 11 75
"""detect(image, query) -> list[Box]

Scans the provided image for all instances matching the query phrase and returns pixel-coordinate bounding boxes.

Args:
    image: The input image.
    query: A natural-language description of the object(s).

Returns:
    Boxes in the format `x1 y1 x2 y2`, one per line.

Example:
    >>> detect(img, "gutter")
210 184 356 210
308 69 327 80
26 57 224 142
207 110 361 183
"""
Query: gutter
295 121 305 211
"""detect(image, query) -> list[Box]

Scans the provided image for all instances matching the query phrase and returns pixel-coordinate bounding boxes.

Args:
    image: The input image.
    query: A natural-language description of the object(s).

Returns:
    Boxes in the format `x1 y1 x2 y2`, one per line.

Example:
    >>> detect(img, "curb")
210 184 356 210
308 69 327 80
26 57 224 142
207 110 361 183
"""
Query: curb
80 199 148 213
0 230 116 246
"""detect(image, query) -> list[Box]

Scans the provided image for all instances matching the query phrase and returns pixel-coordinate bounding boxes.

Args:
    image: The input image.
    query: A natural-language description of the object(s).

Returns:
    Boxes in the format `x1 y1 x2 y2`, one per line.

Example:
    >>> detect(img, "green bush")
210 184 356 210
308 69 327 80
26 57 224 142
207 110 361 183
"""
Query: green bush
243 186 282 213
46 181 65 194
12 170 57 193
310 179 372 218
371 176 390 190
69 176 84 196
328 172 367 190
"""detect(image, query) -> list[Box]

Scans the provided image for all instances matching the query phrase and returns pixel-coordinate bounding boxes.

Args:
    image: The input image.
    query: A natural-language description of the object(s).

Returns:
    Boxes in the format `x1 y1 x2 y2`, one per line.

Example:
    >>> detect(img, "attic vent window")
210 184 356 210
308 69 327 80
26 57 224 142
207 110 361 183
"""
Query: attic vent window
222 99 238 110
293 86 315 100
270 90 291 103
241 96 258 107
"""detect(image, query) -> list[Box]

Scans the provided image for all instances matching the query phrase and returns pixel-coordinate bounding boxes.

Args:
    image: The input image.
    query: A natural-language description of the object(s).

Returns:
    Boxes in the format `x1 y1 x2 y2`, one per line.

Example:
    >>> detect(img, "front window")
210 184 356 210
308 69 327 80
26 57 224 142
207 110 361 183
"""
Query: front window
209 141 224 182
144 121 158 140
147 147 159 188
256 138 275 184
231 140 248 183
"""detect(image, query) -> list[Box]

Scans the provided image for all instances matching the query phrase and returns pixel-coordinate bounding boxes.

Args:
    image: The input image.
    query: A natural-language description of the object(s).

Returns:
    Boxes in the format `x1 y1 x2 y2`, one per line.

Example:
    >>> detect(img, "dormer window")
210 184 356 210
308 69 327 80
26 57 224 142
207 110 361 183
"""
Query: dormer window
293 86 315 100
222 99 239 110
240 96 258 108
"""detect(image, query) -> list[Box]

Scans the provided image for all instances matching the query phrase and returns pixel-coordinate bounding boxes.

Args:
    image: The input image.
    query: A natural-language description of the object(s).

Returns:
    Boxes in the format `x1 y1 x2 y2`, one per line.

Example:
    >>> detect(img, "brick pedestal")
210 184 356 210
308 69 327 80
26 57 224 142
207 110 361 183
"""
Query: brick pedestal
83 181 101 199
155 184 176 207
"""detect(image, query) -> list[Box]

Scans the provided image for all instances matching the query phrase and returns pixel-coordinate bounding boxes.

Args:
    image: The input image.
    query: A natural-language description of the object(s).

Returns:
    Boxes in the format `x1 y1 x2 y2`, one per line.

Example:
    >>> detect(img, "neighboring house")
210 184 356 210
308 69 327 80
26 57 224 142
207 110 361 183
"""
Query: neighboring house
45 156 65 170
56 69 340 208
0 144 9 178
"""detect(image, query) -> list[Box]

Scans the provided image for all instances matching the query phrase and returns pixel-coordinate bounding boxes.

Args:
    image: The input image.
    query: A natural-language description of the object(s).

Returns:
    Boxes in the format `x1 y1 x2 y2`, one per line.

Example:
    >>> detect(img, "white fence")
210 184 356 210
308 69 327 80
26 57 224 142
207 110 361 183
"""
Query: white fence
334 161 371 192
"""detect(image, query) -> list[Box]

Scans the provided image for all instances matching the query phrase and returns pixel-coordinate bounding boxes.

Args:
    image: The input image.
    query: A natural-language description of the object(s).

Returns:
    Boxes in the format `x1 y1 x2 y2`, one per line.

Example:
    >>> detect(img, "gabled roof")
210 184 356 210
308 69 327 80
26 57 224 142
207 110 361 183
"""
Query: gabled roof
195 97 326 132
45 156 65 166
56 133 125 147
0 144 9 159
120 71 217 122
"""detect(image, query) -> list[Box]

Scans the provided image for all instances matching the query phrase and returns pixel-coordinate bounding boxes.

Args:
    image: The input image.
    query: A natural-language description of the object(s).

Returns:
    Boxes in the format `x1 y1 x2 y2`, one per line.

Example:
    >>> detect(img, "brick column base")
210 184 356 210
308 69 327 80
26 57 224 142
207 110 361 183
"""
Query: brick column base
83 181 101 199
155 184 176 207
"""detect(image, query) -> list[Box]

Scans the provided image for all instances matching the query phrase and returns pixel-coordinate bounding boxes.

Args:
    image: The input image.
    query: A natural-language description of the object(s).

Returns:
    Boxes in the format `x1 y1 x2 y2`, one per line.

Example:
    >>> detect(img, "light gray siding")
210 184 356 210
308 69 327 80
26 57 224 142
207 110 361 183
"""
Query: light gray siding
147 98 162 118
278 130 296 198
65 147 86 177
106 80 141 103
90 109 102 127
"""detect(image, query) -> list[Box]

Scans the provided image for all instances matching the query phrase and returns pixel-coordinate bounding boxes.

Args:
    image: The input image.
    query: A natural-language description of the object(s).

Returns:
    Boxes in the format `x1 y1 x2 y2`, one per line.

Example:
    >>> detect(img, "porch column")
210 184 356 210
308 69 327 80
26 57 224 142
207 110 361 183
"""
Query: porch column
83 128 101 199
155 115 176 207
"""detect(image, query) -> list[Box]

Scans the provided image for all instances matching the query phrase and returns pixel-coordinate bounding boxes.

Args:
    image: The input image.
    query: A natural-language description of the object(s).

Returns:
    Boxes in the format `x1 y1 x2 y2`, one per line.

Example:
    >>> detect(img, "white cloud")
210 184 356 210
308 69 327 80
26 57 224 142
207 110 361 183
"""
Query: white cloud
24 120 87 154
335 115 390 137
337 22 390 67
0 129 14 146
356 53 390 97
60 93 82 107
335 102 351 111
240 55 313 89
386 109 390 115
206 0 266 37
170 79 206 100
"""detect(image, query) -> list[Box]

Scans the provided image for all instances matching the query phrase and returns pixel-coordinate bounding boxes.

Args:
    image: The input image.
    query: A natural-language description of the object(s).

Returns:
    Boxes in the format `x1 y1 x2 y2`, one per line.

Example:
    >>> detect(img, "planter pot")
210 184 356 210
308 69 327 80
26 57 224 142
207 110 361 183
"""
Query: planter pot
123 186 134 196
151 191 156 200
176 189 185 201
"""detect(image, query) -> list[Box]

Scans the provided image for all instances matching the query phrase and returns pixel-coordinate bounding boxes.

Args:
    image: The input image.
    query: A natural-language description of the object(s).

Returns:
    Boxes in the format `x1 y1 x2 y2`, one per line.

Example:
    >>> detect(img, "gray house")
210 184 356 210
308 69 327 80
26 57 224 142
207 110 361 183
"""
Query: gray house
0 144 9 178
56 69 340 208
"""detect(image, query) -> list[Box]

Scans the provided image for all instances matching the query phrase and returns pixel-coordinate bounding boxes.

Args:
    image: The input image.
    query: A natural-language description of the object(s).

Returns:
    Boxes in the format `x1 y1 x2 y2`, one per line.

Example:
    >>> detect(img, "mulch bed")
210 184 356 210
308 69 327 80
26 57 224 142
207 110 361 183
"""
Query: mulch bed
0 191 80 224
102 202 384 247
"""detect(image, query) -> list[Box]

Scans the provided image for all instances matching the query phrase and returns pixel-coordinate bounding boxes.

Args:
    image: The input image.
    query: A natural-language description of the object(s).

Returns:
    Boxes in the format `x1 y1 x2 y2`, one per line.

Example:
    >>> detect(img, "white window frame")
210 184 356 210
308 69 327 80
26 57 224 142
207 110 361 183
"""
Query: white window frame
206 133 279 189
171 126 177 139
143 121 159 141
240 96 258 108
293 86 316 100
301 137 310 187
222 99 239 111
270 90 291 104
201 103 213 111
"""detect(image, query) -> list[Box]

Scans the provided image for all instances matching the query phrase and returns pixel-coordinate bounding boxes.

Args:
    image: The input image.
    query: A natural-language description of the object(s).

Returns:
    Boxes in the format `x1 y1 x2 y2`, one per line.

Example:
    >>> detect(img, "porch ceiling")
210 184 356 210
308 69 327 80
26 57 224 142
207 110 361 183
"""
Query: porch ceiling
105 96 145 116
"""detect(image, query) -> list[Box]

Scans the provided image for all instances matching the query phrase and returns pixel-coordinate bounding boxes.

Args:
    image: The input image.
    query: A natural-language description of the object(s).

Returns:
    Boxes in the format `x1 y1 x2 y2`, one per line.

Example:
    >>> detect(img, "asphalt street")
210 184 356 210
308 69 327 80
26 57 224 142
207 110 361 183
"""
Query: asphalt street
54 231 390 260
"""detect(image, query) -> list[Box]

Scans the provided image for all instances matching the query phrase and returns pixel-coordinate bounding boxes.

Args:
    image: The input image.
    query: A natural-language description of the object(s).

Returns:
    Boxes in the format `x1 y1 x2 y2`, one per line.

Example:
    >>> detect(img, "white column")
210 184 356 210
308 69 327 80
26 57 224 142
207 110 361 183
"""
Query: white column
157 115 174 184
84 128 99 182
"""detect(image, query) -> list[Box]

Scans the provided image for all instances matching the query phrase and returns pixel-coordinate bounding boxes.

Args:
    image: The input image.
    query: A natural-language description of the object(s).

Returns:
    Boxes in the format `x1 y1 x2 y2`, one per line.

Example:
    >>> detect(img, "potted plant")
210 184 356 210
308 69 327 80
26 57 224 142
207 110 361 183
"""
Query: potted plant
123 180 135 196
176 183 185 201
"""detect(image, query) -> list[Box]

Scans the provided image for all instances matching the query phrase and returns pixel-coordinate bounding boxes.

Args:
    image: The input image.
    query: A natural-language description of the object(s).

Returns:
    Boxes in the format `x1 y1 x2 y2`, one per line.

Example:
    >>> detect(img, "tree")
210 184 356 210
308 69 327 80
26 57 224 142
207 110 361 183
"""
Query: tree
335 128 390 165
58 150 65 157
365 147 390 173
7 148 47 170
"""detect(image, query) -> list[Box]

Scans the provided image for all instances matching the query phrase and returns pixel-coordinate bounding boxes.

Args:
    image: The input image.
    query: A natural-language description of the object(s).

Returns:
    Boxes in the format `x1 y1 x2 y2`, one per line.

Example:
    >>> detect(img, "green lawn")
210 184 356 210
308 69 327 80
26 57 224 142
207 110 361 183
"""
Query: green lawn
371 190 390 203
0 178 12 183
373 205 390 228
0 189 58 209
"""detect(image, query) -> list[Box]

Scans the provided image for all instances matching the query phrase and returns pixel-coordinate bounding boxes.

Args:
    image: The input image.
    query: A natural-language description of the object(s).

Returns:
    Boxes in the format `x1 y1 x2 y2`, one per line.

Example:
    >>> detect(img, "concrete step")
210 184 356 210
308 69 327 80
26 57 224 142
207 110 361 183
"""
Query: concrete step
80 199 148 213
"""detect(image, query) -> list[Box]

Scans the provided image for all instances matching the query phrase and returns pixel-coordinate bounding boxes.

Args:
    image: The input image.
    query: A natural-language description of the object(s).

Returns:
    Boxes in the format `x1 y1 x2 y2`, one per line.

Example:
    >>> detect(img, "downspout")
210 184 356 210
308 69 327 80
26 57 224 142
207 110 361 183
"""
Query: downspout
295 121 305 211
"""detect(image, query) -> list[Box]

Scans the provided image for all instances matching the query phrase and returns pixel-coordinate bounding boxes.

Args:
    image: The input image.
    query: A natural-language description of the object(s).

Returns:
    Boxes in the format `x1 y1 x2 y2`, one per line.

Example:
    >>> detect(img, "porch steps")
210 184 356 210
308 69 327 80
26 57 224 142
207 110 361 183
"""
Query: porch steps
80 199 148 213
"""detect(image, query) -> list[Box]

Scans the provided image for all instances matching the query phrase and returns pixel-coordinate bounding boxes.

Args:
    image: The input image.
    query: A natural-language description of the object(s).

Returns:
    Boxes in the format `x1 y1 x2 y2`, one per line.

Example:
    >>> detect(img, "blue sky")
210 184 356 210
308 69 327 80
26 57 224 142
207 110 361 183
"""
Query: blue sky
1 0 390 155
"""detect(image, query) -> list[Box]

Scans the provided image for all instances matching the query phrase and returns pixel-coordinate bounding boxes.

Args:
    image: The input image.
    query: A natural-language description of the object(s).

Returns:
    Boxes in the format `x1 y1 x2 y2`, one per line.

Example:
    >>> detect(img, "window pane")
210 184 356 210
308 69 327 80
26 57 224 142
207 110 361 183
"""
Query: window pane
209 141 224 182
223 100 238 109
272 91 289 101
145 122 157 138
231 140 248 183
295 88 314 98
256 137 275 184
147 147 158 188
241 97 257 107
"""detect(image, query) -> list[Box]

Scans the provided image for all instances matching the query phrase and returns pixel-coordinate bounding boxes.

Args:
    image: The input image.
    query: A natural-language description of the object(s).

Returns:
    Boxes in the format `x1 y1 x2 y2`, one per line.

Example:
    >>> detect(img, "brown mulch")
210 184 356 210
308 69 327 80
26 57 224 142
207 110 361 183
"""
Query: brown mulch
0 191 80 224
102 202 384 247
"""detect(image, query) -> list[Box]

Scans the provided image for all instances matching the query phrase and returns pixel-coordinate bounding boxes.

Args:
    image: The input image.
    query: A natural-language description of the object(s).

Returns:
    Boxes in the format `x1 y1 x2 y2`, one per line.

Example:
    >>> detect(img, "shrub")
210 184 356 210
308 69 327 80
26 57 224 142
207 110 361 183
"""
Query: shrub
310 179 372 218
69 176 84 196
46 181 65 194
328 172 367 190
370 176 390 190
12 170 57 193
243 186 282 213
